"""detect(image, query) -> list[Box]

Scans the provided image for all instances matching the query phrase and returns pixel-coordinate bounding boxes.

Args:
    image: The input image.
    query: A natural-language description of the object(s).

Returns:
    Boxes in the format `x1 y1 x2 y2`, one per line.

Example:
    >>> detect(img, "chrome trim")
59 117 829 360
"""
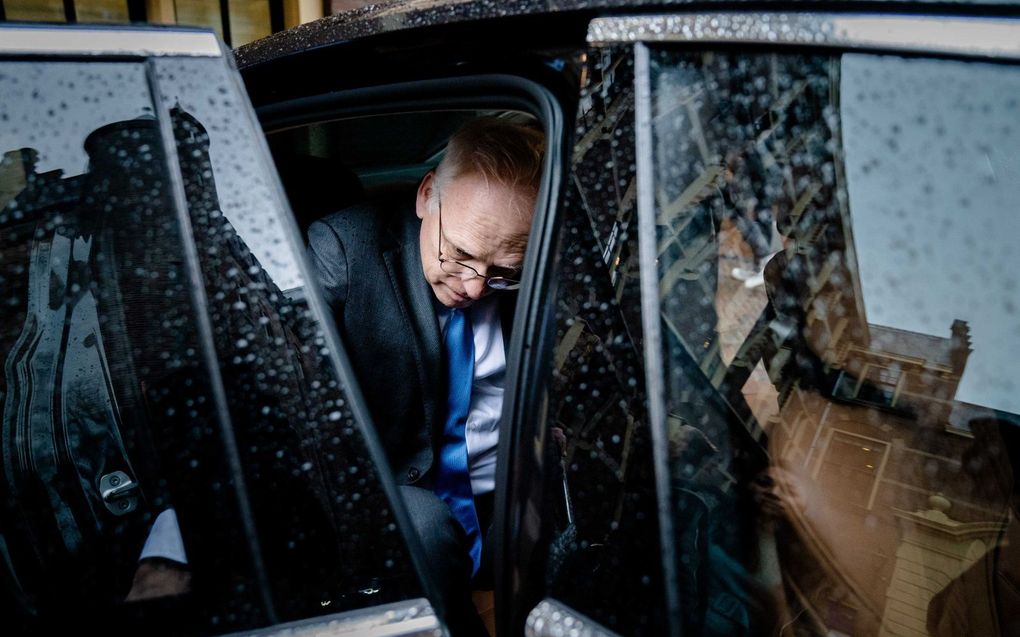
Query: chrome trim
633 41 683 637
0 26 221 57
588 14 1020 59
525 599 622 637
223 598 443 637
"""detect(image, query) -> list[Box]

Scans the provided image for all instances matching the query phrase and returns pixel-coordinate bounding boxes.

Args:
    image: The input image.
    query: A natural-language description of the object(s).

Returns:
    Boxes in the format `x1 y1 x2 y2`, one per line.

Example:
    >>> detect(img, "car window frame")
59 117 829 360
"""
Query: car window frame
253 73 567 637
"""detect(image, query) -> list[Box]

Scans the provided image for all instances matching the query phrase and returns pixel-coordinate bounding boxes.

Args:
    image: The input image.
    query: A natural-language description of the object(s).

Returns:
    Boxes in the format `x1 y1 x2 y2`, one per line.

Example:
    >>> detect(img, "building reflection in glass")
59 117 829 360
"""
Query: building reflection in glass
0 98 416 625
651 50 1020 636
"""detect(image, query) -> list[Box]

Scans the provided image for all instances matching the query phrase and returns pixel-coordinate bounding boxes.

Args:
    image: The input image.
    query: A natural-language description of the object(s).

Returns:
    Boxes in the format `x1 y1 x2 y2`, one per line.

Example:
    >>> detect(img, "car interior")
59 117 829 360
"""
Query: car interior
266 109 537 240
263 107 548 635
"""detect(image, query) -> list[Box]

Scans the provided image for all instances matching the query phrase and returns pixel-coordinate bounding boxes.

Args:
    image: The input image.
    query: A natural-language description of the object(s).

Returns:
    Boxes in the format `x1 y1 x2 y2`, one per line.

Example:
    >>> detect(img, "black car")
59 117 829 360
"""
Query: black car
3 2 1020 636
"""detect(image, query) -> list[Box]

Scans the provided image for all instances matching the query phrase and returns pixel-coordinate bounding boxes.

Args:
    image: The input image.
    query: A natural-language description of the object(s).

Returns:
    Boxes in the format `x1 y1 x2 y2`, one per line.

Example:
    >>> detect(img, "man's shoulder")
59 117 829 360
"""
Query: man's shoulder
312 195 415 238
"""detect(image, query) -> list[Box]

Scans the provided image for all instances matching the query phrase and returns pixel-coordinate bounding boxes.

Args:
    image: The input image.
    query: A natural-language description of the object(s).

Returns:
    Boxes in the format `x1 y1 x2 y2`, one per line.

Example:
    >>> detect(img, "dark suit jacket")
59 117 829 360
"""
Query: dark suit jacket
307 197 515 487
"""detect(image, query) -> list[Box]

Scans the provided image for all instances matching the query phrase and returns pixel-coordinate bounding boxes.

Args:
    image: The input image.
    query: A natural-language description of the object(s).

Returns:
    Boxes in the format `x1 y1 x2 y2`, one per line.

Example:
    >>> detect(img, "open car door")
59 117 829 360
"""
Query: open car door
0 24 443 637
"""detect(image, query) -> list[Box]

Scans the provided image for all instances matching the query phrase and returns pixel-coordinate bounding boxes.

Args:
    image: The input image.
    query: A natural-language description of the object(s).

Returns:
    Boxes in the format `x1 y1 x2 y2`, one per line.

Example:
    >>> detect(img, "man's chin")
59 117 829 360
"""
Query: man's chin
435 285 470 308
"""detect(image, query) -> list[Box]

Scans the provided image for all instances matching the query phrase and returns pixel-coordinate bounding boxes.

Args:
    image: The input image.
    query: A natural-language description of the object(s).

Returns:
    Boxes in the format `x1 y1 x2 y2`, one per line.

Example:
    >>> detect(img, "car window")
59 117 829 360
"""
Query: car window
0 56 424 634
150 56 425 622
0 59 227 632
514 46 667 637
646 46 1020 636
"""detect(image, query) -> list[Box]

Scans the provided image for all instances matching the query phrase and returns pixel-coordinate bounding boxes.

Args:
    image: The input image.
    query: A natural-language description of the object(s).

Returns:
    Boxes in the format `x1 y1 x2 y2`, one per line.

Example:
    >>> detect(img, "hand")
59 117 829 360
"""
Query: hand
125 558 191 601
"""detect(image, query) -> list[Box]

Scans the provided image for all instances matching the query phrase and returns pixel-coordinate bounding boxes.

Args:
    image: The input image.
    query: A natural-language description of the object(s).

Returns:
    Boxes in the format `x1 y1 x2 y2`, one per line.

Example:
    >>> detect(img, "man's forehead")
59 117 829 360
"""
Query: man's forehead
444 179 531 223
444 171 533 208
445 222 528 261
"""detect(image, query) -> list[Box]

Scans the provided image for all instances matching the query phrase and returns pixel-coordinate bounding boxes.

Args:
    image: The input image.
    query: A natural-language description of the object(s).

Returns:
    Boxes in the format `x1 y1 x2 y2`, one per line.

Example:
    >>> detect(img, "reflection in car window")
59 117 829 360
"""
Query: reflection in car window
0 56 423 634
152 57 423 622
518 46 666 636
158 61 301 292
0 60 209 631
648 48 1020 636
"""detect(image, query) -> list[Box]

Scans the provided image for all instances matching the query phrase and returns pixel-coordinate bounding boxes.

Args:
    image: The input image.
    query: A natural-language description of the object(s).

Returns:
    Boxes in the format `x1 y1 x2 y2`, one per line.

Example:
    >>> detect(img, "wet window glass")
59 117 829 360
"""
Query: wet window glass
518 46 666 635
0 60 219 632
152 56 423 620
647 48 1020 636
1 56 421 634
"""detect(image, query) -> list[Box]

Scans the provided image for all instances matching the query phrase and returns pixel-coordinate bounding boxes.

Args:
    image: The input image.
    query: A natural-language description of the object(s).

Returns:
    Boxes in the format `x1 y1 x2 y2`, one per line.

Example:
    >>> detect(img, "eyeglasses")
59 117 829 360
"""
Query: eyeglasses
437 196 522 291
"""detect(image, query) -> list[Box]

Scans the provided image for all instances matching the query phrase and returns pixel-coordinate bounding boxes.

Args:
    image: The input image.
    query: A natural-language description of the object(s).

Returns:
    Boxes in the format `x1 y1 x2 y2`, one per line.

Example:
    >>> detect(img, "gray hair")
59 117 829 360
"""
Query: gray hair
429 117 545 217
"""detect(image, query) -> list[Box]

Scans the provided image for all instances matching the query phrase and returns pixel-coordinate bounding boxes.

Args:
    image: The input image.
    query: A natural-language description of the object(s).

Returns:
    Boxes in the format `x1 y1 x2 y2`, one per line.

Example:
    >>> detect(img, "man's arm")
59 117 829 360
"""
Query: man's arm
307 219 350 317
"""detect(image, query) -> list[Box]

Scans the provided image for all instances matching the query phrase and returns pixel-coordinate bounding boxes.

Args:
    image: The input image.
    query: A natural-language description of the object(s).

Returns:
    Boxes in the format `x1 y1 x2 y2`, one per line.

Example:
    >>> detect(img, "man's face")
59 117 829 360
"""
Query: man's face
416 171 534 309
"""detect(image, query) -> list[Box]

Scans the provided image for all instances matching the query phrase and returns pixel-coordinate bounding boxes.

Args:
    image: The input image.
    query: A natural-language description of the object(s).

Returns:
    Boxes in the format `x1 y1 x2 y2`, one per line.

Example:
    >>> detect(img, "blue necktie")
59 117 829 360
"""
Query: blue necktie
435 308 482 575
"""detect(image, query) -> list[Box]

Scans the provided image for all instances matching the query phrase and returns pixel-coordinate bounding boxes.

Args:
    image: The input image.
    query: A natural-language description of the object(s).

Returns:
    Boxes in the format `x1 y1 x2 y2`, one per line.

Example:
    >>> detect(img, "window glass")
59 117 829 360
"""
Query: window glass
0 55 423 634
152 56 423 621
0 60 214 632
648 47 1020 636
517 46 666 635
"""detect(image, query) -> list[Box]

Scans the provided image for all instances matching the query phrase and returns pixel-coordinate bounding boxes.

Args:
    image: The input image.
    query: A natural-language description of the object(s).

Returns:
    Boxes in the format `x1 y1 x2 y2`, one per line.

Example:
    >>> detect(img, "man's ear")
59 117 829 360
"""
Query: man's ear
415 171 435 220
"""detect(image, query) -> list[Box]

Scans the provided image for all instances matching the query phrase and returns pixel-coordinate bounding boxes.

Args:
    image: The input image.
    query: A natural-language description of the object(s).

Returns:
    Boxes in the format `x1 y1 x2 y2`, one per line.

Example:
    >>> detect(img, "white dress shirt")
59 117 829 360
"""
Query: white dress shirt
138 508 188 563
437 294 505 496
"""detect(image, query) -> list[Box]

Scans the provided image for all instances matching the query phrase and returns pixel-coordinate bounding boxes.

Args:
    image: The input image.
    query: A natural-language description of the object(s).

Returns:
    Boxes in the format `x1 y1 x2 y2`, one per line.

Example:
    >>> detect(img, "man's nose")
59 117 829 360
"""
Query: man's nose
464 276 488 300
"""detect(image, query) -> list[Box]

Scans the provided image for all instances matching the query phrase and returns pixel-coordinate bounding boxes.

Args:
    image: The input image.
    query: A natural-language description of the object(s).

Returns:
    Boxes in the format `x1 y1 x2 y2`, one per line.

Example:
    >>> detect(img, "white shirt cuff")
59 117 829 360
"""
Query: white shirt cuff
138 508 188 565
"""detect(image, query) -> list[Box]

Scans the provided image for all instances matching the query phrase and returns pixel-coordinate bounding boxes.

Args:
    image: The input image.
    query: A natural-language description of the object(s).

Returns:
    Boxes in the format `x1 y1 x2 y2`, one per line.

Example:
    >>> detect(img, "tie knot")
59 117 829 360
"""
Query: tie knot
445 307 468 338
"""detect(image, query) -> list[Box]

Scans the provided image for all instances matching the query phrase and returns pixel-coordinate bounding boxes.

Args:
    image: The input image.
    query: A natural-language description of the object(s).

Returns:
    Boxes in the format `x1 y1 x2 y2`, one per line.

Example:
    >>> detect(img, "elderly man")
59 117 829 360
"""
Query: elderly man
307 117 545 636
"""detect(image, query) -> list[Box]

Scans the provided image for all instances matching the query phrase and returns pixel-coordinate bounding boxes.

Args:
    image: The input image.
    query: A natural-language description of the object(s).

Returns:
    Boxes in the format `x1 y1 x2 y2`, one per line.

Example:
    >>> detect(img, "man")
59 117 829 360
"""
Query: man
307 117 545 636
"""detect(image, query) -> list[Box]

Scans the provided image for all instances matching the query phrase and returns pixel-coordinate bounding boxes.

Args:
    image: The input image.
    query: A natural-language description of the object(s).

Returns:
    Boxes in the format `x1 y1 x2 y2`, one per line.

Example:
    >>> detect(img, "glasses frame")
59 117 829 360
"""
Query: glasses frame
436 195 521 291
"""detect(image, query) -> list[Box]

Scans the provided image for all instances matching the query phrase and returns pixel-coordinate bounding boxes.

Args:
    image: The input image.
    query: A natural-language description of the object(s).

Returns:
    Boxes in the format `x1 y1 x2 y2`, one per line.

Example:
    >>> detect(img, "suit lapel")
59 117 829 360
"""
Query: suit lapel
381 206 442 439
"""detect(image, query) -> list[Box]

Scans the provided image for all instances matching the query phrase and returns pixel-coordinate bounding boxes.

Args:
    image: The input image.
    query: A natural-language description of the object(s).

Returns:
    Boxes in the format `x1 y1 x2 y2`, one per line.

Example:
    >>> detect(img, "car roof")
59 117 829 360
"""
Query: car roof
234 0 1019 69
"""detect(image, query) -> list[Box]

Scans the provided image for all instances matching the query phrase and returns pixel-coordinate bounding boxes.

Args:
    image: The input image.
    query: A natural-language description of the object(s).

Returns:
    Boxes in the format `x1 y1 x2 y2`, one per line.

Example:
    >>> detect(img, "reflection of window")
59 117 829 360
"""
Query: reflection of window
856 361 903 404
645 42 1020 637
0 59 190 614
1 55 421 630
156 56 423 619
814 430 889 509
0 149 31 210
865 363 901 388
